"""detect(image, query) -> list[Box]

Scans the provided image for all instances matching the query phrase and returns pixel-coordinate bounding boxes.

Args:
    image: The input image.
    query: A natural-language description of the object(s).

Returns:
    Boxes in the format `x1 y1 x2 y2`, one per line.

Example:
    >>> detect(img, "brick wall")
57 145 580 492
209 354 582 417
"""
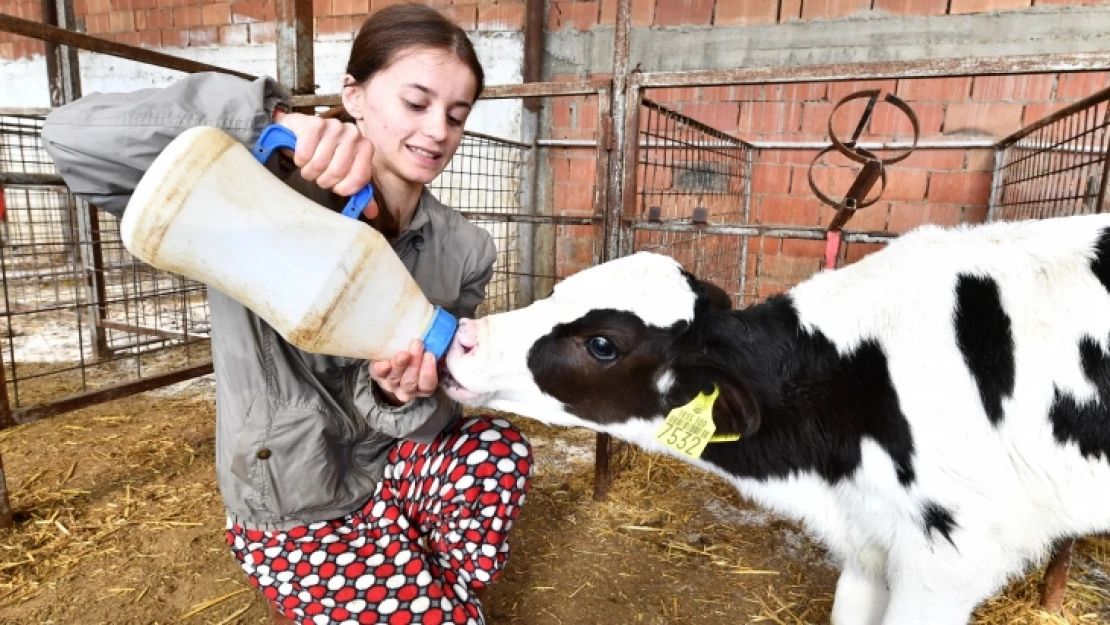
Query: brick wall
0 0 522 59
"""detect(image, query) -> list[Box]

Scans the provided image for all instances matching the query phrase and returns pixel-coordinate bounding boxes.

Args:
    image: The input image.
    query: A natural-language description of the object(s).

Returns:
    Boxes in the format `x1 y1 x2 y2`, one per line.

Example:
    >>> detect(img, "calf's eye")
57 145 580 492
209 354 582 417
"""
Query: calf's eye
585 336 619 362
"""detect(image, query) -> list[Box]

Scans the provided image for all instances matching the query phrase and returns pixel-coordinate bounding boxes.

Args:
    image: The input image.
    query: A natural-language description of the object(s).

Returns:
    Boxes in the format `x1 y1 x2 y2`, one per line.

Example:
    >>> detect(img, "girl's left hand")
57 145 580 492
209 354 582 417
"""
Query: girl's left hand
370 339 438 406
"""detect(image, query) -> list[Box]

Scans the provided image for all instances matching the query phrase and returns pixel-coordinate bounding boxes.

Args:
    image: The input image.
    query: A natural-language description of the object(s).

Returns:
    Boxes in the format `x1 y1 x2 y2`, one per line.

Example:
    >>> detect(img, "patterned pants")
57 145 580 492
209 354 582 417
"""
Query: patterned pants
227 416 533 625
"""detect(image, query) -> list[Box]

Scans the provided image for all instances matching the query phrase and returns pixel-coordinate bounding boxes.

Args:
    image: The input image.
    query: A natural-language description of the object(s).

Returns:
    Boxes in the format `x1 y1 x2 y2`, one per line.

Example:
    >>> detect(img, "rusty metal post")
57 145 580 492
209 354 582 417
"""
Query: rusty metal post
516 0 544 307
0 453 11 530
0 317 13 529
41 0 81 105
593 0 633 502
987 148 1005 222
1041 538 1075 612
277 0 315 103
74 198 110 360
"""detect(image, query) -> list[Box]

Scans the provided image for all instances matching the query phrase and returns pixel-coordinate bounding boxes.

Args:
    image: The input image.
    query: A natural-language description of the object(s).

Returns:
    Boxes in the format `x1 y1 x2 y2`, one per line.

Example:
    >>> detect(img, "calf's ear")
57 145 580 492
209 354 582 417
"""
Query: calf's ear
667 363 761 438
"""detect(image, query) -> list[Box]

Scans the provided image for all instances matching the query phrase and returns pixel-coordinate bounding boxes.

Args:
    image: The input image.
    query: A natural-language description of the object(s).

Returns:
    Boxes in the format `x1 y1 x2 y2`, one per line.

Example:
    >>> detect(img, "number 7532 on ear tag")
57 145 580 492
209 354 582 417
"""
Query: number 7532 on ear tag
654 385 740 460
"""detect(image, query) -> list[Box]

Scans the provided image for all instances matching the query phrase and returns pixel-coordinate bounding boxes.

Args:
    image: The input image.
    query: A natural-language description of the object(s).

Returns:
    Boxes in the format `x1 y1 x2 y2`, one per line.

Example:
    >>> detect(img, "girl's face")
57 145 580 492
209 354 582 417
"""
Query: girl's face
342 47 478 188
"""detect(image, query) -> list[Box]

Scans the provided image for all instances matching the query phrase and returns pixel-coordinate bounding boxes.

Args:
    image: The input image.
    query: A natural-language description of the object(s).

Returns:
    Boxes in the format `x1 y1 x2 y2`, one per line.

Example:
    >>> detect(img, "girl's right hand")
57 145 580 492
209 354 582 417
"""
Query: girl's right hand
272 111 377 210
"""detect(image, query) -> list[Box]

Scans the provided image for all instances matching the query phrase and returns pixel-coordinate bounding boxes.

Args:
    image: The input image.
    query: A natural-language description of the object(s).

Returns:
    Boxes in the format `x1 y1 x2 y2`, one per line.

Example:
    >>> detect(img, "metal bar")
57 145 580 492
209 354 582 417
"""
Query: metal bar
987 149 1005 222
640 99 753 149
44 0 81 105
98 319 195 342
0 454 11 529
0 14 254 80
632 52 1110 89
535 138 1002 150
997 83 1110 150
0 343 13 431
518 0 541 309
1096 109 1110 214
0 173 66 185
289 80 610 108
75 200 109 359
12 362 214 425
0 107 53 117
1041 539 1075 613
458 211 597 225
277 0 314 98
630 220 899 243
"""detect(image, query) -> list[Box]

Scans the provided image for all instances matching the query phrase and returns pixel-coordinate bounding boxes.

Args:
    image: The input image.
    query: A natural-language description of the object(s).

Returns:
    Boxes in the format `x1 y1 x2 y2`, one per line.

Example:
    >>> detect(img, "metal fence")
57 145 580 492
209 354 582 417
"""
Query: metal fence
990 84 1110 221
631 99 753 307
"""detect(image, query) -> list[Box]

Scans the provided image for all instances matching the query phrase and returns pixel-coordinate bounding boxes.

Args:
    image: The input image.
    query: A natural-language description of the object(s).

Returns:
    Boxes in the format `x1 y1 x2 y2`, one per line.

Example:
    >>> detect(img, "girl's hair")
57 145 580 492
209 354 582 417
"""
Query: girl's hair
346 3 485 101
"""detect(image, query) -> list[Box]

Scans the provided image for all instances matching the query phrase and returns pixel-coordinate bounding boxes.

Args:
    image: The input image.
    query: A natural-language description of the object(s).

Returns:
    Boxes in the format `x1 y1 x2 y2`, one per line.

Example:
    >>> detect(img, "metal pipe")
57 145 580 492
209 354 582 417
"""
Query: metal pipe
630 220 899 244
289 80 610 108
0 13 254 80
277 0 315 99
631 52 1110 89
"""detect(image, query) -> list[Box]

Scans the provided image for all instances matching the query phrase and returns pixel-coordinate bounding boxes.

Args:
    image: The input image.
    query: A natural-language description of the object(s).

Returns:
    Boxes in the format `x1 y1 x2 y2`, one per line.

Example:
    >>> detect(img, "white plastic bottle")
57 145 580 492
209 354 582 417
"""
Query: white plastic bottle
120 125 457 361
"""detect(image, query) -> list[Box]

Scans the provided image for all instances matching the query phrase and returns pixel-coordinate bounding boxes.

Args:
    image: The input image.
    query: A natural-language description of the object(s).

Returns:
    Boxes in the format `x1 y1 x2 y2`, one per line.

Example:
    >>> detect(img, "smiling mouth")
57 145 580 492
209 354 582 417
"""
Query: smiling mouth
407 145 441 161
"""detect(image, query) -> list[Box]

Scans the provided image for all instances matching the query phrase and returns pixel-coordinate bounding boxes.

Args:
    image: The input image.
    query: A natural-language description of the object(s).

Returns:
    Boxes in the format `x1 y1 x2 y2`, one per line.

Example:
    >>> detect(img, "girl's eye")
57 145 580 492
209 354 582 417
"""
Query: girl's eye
447 116 463 127
404 100 427 112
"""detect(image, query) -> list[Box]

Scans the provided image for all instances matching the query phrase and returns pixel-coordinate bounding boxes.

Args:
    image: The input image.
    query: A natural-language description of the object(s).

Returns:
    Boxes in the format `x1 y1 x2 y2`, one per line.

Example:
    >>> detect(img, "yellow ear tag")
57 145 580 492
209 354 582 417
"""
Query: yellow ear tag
654 385 739 459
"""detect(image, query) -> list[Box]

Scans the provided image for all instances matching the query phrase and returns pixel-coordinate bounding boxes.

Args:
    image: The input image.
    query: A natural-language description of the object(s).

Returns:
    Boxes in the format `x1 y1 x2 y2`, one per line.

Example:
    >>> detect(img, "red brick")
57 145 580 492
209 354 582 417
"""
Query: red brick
85 12 110 33
1057 71 1110 99
317 15 356 37
108 8 134 31
478 2 523 30
774 149 822 165
1021 101 1073 126
0 43 13 60
439 5 477 29
554 183 594 212
654 0 713 25
801 0 871 19
804 163 865 201
758 195 822 226
633 0 655 25
759 254 823 285
716 1 777 24
801 101 834 136
330 0 367 16
175 5 202 27
549 1 597 30
883 167 929 201
886 202 966 233
88 0 111 14
680 102 740 130
1035 0 1110 3
232 0 275 23
739 101 803 135
780 0 802 20
647 86 699 103
138 28 162 46
249 20 275 43
314 0 330 16
927 171 993 205
873 0 947 14
844 242 886 265
219 22 248 44
870 101 943 138
971 74 1055 102
131 0 157 10
145 8 173 28
966 148 995 172
73 0 89 16
896 77 972 101
768 83 829 102
751 164 792 194
944 102 1024 137
781 239 827 258
828 79 898 102
897 149 967 171
202 2 231 26
114 32 142 46
949 0 1031 13
188 26 218 46
161 27 189 46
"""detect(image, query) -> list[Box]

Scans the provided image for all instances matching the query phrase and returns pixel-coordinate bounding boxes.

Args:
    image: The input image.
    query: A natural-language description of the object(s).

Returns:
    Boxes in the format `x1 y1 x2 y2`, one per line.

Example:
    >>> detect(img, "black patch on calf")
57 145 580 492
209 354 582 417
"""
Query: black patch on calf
953 274 1015 426
698 297 917 486
922 501 958 547
1049 335 1110 463
1092 228 1110 295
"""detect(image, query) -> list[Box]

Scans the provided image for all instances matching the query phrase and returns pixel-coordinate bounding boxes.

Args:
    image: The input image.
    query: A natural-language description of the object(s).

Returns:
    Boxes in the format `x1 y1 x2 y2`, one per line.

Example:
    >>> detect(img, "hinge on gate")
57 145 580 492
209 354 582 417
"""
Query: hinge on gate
601 114 615 151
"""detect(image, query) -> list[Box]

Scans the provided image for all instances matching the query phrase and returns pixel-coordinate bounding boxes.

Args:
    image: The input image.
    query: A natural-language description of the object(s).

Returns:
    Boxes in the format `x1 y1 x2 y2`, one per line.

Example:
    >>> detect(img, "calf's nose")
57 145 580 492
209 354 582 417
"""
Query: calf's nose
451 318 479 356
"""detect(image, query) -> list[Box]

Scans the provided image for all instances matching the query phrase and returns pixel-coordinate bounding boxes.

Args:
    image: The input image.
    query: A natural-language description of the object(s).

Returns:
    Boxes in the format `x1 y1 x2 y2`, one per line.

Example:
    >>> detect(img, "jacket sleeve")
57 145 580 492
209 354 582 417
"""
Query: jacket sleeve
350 230 498 443
41 72 288 217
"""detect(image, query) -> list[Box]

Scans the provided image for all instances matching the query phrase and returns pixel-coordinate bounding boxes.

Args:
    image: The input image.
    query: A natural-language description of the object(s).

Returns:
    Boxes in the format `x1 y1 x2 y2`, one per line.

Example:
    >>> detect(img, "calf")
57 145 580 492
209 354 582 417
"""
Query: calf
441 213 1110 625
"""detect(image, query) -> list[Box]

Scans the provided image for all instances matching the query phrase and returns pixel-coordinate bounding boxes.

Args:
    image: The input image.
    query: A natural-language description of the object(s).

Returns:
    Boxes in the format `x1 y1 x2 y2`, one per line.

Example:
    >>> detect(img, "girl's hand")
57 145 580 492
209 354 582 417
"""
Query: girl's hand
370 340 439 406
272 111 376 209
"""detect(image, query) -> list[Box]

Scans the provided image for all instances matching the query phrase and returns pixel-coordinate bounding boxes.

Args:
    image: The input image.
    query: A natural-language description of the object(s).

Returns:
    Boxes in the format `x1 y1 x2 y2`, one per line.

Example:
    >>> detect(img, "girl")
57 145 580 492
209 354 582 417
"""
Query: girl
42 5 532 624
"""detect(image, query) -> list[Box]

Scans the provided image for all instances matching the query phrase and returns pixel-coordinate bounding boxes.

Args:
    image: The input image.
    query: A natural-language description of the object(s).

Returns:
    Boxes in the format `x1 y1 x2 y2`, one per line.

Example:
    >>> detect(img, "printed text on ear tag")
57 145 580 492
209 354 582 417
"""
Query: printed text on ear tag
655 385 734 459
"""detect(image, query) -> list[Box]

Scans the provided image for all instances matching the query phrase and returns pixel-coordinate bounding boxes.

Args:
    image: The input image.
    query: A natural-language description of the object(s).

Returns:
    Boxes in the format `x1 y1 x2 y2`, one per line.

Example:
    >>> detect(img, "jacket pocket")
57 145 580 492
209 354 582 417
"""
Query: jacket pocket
255 404 355 518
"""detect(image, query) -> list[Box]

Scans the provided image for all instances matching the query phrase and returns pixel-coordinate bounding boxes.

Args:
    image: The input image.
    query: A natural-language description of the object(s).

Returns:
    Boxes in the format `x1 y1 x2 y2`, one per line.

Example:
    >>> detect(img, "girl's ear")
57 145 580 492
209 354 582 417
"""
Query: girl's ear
341 76 364 120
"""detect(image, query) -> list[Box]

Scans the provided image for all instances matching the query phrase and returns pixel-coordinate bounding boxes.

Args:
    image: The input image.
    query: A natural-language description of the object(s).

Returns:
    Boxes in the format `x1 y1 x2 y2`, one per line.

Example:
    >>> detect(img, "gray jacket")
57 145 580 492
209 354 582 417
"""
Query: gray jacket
41 73 497 530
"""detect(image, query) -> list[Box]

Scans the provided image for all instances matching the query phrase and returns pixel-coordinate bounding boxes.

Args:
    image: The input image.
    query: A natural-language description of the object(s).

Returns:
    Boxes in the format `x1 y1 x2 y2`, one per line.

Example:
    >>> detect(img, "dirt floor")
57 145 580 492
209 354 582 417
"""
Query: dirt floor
0 376 1107 625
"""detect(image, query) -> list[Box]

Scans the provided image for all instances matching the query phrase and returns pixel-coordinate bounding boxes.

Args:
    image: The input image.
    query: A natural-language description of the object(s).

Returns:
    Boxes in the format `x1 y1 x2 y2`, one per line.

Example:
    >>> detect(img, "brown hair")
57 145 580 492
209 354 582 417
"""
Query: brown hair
346 3 485 102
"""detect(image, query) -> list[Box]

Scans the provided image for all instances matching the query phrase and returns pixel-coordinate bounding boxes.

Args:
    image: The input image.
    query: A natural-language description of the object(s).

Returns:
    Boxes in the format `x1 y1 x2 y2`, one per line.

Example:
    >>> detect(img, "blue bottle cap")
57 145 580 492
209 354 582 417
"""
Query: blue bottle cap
421 306 458 360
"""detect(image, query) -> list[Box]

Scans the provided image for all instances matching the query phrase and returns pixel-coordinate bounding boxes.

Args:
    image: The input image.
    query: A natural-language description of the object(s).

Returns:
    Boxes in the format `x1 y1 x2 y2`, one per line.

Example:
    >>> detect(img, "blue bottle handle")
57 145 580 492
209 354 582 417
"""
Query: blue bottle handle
252 124 374 220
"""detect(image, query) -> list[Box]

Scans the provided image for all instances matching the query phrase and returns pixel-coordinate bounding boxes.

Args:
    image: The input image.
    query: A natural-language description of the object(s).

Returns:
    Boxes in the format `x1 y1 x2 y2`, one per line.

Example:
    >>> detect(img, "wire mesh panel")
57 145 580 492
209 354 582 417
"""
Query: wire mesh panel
992 85 1110 220
0 114 210 418
430 131 528 316
631 98 754 306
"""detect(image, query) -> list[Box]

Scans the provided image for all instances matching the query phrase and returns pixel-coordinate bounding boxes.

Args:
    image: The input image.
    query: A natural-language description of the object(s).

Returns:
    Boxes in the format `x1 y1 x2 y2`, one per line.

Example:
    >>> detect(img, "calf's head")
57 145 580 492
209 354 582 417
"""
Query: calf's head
441 252 760 443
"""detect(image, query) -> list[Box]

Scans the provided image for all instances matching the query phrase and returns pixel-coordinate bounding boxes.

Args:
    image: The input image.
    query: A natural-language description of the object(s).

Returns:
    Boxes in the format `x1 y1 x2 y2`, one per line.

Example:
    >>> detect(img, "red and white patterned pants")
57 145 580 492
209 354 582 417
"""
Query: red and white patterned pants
227 416 533 625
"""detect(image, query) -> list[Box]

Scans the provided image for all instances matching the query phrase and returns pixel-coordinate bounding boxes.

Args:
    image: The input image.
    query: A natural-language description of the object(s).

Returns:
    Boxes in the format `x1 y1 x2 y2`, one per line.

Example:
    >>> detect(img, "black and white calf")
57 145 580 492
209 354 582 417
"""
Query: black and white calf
441 213 1110 625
